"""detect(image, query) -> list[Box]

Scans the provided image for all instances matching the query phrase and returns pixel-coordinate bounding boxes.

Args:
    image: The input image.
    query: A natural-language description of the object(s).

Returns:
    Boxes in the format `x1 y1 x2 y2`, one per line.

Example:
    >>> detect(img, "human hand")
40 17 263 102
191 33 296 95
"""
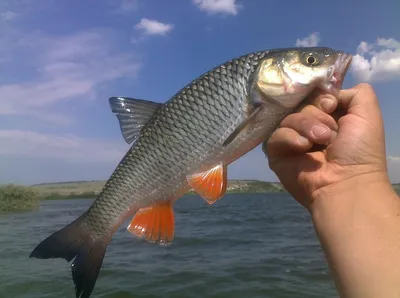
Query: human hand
264 83 391 209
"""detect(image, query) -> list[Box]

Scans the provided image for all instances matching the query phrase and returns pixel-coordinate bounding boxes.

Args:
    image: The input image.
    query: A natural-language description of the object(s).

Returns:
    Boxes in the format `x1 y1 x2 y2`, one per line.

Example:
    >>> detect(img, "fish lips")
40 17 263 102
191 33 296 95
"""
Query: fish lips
319 52 353 97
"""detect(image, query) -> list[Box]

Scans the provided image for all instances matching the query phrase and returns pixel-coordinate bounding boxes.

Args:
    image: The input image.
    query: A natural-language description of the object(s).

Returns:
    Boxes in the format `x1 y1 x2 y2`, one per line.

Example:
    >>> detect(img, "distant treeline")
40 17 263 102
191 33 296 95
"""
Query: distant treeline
1 179 399 212
40 191 98 200
0 184 40 212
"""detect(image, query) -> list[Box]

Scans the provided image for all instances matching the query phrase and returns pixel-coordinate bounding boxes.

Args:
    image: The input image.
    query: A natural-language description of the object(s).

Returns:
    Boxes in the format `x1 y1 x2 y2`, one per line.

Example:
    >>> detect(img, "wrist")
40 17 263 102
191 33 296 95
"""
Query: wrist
310 171 398 223
308 173 400 298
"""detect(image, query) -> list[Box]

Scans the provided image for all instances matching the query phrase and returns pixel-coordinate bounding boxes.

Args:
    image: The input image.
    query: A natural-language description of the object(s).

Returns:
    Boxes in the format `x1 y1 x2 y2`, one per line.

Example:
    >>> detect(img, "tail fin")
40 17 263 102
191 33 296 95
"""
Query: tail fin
29 214 108 298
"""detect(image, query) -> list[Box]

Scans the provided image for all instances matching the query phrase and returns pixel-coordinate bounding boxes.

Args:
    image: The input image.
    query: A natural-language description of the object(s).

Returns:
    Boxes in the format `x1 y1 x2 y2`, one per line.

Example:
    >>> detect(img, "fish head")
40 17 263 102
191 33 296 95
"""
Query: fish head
252 47 352 108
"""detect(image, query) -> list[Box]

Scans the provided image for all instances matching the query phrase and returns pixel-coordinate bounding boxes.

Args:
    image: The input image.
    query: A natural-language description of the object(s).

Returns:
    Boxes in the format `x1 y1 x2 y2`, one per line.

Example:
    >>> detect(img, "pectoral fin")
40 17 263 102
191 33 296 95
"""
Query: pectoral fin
109 96 163 144
127 201 174 245
223 105 262 147
187 163 227 204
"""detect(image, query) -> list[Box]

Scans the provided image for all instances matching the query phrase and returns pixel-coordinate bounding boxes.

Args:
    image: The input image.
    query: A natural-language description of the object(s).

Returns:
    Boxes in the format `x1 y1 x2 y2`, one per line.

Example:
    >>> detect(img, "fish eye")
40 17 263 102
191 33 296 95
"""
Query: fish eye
307 56 316 64
302 53 321 67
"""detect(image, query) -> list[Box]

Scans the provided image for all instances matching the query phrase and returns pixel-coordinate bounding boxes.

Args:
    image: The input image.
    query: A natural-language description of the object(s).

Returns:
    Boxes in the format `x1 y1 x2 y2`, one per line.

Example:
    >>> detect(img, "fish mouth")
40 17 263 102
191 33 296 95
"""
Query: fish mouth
320 52 352 97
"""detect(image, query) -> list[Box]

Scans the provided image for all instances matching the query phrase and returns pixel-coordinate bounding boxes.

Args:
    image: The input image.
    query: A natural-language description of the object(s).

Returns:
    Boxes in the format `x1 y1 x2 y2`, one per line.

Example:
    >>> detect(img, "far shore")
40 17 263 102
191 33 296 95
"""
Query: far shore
1 180 399 212
29 179 400 200
30 180 287 200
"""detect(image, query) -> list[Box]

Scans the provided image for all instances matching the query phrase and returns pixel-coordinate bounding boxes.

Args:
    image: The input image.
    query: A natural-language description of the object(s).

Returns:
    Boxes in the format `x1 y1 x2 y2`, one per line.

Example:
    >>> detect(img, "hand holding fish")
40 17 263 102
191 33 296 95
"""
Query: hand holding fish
266 83 400 298
265 83 391 208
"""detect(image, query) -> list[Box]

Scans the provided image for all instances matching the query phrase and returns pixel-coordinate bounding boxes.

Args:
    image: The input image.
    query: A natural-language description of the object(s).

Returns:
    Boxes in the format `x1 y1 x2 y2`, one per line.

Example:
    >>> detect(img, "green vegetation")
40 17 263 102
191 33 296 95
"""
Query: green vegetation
0 184 40 212
29 180 400 199
226 179 286 193
32 180 104 200
40 191 98 200
32 179 287 200
1 180 398 209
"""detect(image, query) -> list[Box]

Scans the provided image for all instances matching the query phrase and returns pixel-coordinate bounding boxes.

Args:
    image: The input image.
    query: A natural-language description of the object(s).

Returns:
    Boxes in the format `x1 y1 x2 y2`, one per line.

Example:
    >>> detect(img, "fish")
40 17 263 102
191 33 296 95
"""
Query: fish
29 47 352 298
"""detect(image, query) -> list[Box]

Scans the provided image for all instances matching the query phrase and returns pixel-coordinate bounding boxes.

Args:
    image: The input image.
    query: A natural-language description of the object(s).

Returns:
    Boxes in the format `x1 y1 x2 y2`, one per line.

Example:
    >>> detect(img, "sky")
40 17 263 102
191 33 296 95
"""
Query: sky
0 0 399 185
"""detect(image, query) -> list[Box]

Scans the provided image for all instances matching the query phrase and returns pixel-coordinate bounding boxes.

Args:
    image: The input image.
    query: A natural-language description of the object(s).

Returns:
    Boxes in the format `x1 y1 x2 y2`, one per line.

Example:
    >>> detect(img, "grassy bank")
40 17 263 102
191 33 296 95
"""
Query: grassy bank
40 191 98 200
0 184 40 211
32 180 104 199
30 179 287 200
3 180 398 205
31 180 400 200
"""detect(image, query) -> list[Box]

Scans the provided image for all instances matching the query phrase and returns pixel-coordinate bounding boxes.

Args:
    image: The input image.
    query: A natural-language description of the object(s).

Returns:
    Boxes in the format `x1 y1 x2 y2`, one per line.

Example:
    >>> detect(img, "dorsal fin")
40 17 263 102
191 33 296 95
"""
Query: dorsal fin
109 97 163 144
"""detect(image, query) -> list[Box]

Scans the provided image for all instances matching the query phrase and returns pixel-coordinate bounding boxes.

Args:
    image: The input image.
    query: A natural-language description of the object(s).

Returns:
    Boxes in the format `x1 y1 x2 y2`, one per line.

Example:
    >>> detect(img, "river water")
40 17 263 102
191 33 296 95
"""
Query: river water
0 193 338 297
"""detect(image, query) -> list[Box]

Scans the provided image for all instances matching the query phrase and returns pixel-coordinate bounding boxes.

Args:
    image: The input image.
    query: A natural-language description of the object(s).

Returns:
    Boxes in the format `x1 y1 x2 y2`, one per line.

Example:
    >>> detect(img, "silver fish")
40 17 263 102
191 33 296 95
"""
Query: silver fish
30 47 352 298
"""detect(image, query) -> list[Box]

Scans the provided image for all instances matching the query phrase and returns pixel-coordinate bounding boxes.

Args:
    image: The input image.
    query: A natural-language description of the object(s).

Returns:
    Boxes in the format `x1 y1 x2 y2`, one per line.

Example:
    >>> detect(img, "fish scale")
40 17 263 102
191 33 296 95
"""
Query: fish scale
84 51 268 232
29 47 352 298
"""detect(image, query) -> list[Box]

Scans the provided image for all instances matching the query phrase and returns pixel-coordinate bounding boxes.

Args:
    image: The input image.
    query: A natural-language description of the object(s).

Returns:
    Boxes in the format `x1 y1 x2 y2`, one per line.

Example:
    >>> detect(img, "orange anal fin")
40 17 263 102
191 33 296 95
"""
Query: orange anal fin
186 163 227 204
127 201 174 245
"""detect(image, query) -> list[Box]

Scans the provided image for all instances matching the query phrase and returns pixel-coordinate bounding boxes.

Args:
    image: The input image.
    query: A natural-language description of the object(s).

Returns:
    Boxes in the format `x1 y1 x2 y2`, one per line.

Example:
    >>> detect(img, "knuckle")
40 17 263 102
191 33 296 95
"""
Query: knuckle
299 117 309 127
280 113 301 127
302 105 316 113
355 82 374 93
302 106 337 129
276 127 290 140
316 112 333 125
356 82 372 89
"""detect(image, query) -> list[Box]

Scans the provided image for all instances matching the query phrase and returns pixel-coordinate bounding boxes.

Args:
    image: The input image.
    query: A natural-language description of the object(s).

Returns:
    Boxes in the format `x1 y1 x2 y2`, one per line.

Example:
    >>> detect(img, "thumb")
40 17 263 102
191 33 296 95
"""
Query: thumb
339 83 383 127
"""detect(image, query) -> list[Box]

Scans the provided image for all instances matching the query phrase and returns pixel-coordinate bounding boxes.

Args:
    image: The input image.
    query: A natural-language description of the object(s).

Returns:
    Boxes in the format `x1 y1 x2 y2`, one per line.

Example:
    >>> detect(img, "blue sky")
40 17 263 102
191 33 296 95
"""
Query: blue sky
0 0 399 185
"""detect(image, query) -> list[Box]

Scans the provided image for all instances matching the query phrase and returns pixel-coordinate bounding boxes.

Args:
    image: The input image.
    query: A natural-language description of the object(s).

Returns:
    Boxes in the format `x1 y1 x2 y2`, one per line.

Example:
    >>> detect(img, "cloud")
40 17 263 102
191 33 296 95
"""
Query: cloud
0 10 18 20
357 41 372 55
295 32 320 47
111 0 138 14
388 156 400 162
387 156 400 183
134 18 173 36
350 37 400 82
117 0 138 12
193 0 240 16
0 129 128 163
0 29 142 124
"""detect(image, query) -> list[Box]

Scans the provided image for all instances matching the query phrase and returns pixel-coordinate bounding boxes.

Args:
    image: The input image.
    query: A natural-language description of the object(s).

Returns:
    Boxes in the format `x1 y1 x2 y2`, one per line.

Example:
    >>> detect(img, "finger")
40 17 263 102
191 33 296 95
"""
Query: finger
280 112 337 145
264 127 313 158
330 106 347 123
339 83 382 121
282 105 338 132
296 88 339 114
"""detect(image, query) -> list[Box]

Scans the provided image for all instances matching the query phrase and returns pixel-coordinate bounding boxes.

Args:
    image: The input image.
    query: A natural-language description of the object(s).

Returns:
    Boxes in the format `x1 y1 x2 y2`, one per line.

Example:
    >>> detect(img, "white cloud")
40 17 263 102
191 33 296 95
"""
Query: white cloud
388 156 400 162
387 156 400 183
111 0 138 14
350 37 400 82
357 41 372 55
377 38 400 49
193 0 240 16
0 130 128 163
295 32 320 47
117 0 138 12
0 10 18 20
134 18 173 36
0 29 142 124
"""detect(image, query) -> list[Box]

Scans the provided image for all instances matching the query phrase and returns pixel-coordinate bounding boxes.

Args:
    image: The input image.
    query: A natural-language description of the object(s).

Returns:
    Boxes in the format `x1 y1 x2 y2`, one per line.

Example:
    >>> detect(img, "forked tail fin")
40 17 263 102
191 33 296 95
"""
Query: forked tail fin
29 213 108 298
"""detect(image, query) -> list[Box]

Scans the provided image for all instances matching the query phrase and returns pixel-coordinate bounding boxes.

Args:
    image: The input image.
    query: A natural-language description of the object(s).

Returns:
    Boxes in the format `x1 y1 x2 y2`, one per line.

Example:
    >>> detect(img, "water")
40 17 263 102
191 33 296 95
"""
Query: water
0 193 338 297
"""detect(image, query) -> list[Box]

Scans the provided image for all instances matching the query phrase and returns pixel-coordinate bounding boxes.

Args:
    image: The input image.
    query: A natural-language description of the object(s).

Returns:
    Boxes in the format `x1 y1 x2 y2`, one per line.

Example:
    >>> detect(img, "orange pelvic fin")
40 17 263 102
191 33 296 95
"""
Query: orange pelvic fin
127 201 174 245
186 163 227 204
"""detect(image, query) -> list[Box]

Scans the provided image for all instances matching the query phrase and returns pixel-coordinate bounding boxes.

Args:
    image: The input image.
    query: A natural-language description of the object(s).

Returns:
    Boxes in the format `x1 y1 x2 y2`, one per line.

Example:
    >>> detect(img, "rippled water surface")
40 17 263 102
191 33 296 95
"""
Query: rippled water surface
0 193 338 297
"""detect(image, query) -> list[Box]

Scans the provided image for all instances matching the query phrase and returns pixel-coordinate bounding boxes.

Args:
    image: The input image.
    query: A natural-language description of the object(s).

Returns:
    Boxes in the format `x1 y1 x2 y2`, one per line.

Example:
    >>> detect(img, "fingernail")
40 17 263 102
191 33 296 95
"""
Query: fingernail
312 125 329 138
298 136 309 145
321 98 334 112
329 130 338 143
